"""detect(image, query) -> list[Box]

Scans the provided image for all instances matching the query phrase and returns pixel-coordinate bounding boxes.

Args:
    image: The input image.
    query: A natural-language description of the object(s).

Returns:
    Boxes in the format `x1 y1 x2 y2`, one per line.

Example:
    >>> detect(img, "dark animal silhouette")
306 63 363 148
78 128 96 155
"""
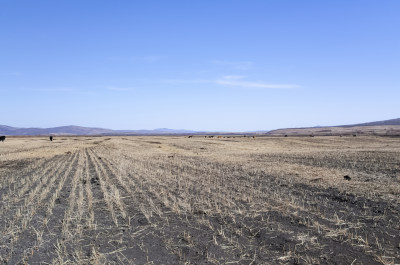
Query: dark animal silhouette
344 175 351 181
188 135 193 138
50 136 53 141
0 136 5 142
284 135 288 137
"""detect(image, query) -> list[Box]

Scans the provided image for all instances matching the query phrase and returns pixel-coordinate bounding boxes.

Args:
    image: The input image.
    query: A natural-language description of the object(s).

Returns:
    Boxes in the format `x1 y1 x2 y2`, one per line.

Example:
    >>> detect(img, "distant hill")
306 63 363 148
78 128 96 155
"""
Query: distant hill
0 125 114 136
268 118 400 136
340 118 400 127
0 125 199 136
2 117 400 136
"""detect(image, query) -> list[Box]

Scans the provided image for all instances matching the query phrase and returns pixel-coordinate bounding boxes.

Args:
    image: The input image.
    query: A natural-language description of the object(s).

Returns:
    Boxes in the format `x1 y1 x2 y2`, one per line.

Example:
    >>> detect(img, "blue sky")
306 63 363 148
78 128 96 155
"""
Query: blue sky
1 0 399 131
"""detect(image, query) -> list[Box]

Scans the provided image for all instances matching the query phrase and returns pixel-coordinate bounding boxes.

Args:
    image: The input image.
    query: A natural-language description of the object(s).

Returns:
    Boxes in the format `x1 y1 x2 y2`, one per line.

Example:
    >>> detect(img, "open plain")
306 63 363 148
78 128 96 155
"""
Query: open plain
0 136 399 264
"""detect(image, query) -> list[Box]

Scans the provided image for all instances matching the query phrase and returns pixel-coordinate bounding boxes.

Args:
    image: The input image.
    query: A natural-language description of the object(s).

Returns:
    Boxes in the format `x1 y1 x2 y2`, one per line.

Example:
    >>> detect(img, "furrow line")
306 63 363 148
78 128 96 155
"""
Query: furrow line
0 153 71 236
0 151 76 263
98 154 248 263
83 148 95 229
88 148 128 224
86 149 119 227
27 149 82 264
0 155 66 216
90 152 151 225
51 149 84 264
0 156 54 191
7 151 80 264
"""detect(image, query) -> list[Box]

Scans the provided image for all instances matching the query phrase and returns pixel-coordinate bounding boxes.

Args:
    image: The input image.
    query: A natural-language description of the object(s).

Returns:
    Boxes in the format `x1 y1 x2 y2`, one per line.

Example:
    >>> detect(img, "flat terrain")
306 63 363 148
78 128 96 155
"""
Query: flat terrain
0 136 399 264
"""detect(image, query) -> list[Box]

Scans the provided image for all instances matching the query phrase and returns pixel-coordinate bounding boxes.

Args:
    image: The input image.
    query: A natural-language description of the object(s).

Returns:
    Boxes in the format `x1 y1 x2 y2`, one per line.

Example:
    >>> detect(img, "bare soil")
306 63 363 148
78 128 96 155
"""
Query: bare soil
0 136 399 264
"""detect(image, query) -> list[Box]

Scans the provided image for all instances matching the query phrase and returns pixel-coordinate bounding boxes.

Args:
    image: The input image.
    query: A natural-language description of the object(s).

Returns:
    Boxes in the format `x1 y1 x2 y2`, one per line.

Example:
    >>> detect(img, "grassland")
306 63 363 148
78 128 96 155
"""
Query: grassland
0 136 399 264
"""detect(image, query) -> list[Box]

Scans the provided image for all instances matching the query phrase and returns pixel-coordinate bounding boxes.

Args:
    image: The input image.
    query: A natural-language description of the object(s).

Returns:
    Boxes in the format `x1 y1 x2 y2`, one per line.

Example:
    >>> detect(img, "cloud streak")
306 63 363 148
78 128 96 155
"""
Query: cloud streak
163 76 300 90
216 76 299 89
1 72 23 76
105 86 135 91
210 60 254 70
107 55 165 64
161 79 210 84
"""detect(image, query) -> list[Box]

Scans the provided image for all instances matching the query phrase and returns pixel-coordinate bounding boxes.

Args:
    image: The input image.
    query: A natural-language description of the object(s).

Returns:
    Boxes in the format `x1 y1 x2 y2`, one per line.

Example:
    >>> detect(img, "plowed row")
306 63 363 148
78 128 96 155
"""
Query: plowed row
0 136 399 264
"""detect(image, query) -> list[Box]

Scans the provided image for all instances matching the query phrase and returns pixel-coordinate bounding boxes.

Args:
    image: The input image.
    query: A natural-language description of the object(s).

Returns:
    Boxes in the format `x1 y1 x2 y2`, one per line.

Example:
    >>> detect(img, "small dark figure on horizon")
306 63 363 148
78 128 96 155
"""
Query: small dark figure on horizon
0 136 5 142
50 136 53 141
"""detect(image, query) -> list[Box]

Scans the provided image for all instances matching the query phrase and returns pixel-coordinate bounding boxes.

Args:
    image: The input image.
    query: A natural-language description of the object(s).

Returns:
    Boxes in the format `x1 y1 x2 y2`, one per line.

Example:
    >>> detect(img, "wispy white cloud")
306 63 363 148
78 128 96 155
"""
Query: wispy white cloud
107 55 165 63
161 79 210 84
107 56 125 62
141 55 165 63
219 75 245 80
210 60 254 70
25 87 76 92
105 86 135 91
162 76 300 90
7 86 98 95
1 72 23 76
216 76 299 89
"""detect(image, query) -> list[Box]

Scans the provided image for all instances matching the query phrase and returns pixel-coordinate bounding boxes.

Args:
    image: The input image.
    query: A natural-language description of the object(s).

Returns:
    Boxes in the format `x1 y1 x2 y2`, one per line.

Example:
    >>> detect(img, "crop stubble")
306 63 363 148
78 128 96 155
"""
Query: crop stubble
0 136 399 264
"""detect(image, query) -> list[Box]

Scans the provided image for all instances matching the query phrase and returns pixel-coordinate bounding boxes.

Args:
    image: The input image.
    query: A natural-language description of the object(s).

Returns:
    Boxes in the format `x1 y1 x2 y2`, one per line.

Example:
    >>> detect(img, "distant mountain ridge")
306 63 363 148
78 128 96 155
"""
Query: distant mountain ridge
267 117 400 136
339 118 400 127
1 117 399 136
0 125 198 136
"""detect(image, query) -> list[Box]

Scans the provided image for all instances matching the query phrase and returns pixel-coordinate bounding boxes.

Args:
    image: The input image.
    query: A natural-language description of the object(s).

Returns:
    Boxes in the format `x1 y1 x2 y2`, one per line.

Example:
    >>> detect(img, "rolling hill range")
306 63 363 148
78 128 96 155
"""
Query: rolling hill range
267 118 400 136
340 117 400 127
0 125 198 136
1 117 399 136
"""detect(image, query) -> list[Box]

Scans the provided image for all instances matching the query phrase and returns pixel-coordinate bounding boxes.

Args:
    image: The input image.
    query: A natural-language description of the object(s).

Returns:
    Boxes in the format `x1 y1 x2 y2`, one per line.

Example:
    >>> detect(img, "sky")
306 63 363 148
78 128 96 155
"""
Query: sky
1 0 399 131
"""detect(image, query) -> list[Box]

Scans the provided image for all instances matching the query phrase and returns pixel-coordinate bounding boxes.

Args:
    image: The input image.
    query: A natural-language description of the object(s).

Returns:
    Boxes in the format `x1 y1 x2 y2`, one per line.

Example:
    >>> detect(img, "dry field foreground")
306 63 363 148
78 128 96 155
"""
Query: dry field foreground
0 136 399 264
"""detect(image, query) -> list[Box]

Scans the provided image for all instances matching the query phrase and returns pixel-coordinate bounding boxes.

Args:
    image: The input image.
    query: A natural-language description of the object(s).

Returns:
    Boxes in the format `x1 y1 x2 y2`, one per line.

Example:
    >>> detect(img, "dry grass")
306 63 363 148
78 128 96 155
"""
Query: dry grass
0 135 399 264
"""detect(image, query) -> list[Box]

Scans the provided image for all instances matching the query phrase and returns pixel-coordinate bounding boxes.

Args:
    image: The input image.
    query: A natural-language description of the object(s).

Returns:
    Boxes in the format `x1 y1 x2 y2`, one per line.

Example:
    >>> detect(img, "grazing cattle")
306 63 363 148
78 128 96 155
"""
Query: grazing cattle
49 136 53 141
252 136 255 138
353 134 357 137
0 136 5 142
188 135 193 138
310 135 314 137
284 135 288 137
217 136 222 138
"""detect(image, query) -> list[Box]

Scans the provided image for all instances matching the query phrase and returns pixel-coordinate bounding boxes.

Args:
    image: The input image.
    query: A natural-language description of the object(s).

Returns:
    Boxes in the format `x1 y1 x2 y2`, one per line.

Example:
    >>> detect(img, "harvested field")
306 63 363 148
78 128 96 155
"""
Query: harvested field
0 136 399 264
